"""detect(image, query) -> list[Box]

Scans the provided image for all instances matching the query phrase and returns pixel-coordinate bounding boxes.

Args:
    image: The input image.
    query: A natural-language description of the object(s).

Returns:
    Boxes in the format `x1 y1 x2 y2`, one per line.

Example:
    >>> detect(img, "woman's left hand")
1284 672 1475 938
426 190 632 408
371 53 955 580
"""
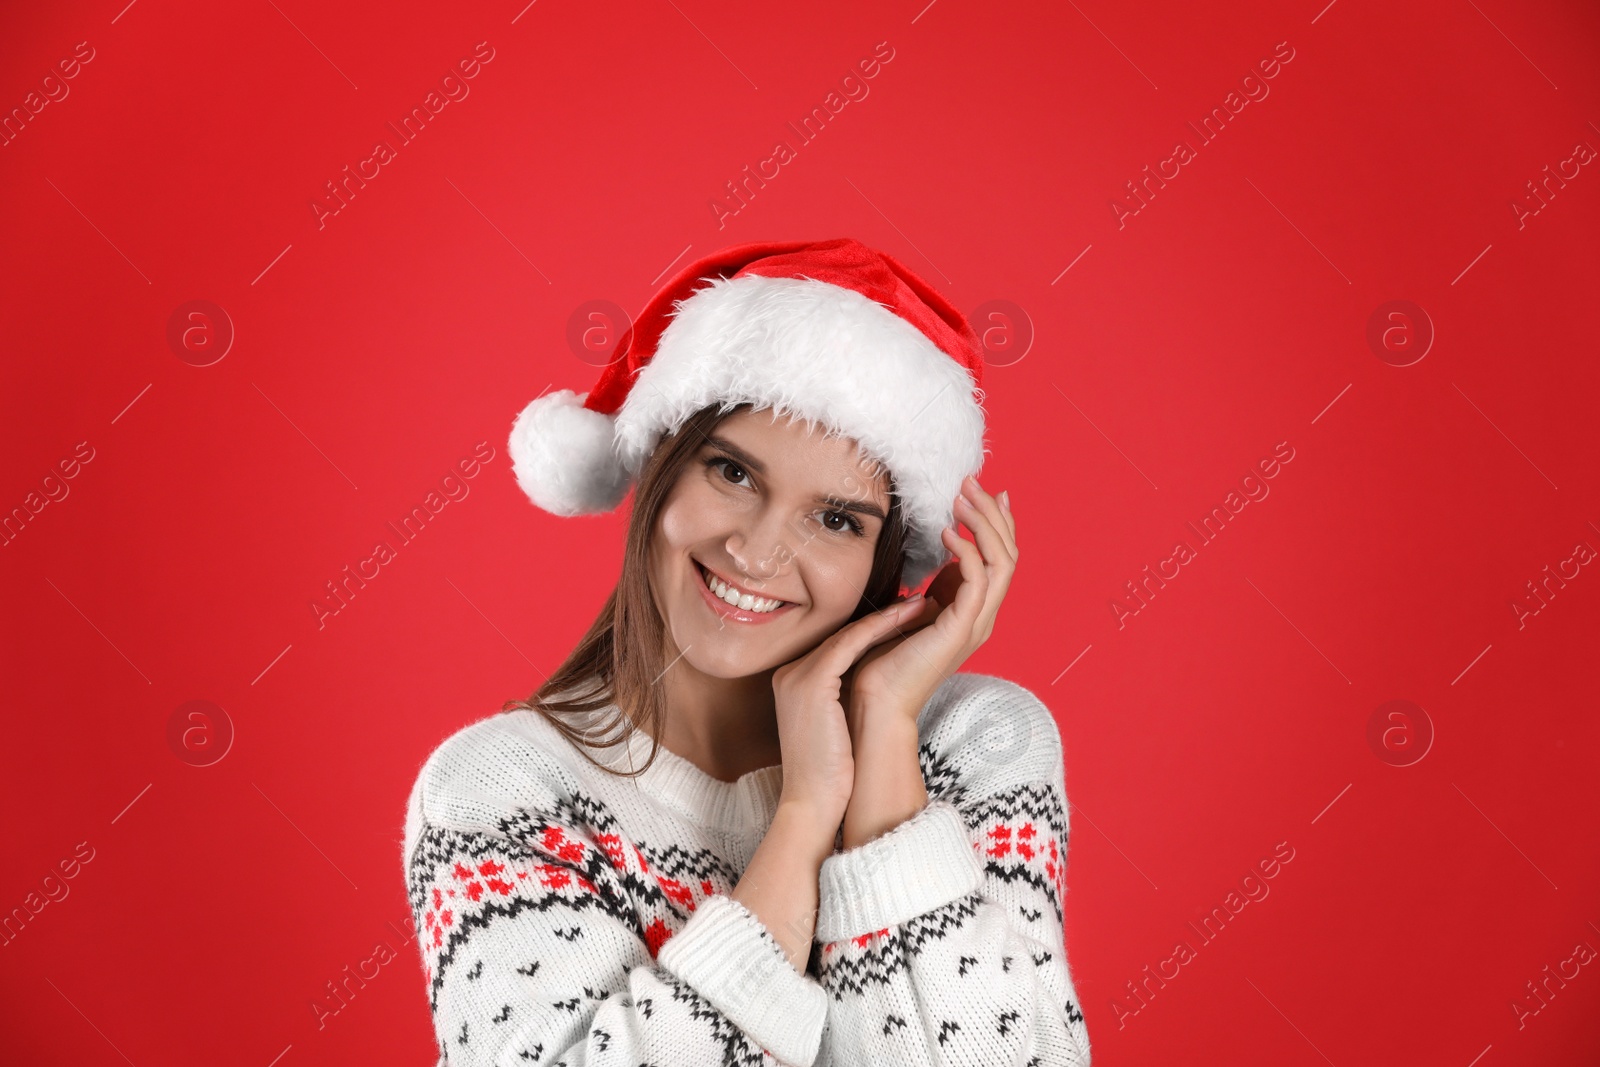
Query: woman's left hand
841 475 1018 731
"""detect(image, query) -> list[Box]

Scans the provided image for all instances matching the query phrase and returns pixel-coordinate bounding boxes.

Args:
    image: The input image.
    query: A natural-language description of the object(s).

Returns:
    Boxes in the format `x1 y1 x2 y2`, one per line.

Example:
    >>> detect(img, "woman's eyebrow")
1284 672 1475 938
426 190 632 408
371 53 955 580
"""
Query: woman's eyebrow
704 435 767 475
704 435 887 522
819 495 887 522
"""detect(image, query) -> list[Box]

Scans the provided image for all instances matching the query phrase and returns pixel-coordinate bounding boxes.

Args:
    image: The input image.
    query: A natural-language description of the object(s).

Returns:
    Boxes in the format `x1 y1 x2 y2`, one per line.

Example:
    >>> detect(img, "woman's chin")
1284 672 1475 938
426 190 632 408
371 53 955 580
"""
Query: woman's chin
671 622 791 678
684 649 780 680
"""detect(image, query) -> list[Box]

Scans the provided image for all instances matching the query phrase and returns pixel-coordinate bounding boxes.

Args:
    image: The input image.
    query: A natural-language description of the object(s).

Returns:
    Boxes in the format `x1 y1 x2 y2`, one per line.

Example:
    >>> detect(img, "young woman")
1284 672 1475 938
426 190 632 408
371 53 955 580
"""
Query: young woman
401 239 1091 1066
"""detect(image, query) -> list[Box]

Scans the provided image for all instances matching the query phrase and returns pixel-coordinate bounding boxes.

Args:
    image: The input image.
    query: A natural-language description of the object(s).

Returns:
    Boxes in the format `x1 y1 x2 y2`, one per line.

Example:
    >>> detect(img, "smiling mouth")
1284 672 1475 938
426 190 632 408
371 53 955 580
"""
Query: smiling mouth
694 560 796 612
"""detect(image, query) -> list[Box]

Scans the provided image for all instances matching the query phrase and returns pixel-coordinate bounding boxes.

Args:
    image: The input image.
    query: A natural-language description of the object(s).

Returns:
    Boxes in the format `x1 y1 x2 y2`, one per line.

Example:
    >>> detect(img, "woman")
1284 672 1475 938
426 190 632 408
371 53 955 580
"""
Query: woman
401 239 1091 1066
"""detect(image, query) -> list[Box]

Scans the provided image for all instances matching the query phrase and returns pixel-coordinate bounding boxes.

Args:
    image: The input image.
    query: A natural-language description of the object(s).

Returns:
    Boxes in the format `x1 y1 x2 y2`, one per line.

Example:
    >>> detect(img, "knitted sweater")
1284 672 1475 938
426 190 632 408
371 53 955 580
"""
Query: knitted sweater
400 671 1092 1066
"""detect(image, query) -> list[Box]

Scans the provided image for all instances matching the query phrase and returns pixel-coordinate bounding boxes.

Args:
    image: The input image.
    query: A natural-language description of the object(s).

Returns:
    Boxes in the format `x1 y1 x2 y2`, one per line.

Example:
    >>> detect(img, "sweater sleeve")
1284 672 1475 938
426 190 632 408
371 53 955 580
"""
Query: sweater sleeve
402 717 829 1067
810 676 1091 1066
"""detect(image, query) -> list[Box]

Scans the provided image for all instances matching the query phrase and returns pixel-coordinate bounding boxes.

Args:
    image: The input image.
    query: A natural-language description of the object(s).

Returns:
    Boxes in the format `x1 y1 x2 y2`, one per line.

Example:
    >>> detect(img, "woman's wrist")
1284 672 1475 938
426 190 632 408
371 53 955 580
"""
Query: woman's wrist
840 715 927 850
731 800 840 971
771 795 845 854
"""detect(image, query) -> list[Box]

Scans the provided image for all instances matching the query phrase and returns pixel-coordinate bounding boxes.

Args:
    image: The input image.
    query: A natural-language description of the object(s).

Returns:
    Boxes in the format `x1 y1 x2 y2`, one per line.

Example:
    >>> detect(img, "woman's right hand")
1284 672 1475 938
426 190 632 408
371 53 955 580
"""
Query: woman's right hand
769 598 925 830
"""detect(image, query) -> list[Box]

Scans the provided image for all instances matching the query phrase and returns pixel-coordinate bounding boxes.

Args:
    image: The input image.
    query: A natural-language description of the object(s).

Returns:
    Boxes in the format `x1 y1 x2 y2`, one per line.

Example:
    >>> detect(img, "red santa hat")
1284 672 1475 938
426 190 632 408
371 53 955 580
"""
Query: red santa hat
507 237 989 590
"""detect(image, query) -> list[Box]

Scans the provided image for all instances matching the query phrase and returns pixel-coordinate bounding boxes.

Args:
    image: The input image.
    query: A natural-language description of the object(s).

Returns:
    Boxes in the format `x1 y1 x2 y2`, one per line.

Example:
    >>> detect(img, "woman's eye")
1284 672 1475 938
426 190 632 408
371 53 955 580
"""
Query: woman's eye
707 457 749 486
821 510 865 536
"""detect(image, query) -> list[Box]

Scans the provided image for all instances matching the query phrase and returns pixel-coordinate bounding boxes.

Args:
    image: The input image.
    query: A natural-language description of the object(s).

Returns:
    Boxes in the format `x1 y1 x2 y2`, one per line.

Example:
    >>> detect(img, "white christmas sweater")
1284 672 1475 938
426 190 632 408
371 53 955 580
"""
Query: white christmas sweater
400 671 1092 1066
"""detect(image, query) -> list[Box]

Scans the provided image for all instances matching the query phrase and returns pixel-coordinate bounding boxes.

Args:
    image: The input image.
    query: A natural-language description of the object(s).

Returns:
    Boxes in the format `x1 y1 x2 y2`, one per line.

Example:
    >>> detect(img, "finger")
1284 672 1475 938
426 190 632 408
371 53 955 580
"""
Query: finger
871 596 941 641
896 596 942 629
863 603 929 646
953 493 1014 586
954 489 1015 617
939 524 990 625
814 600 926 675
923 553 962 608
997 489 1016 545
958 475 1017 563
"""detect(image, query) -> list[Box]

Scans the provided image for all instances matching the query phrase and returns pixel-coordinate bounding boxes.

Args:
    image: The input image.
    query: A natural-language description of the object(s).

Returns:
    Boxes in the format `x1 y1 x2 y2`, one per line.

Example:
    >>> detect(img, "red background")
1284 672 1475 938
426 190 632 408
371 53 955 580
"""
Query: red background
3 1 1598 1064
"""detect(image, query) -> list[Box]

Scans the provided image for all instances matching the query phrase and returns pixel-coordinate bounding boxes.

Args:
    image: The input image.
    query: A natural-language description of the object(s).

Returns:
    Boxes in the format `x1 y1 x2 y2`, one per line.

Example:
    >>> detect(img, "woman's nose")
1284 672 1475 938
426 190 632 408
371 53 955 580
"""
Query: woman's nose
725 509 799 583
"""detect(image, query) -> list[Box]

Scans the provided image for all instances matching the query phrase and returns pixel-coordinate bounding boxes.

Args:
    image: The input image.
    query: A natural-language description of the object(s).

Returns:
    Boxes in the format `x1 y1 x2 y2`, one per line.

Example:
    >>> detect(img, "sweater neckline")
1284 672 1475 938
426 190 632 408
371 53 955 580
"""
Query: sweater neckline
567 706 785 835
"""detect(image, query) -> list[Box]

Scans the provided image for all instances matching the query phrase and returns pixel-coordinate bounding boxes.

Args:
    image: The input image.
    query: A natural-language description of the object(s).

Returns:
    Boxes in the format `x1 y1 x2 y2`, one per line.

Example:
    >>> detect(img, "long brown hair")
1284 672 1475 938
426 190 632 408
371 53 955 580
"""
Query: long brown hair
502 401 909 778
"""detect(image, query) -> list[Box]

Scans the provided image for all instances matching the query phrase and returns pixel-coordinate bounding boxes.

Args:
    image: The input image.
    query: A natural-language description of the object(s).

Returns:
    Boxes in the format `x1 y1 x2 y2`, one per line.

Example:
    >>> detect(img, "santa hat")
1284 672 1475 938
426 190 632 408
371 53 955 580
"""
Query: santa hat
508 237 989 590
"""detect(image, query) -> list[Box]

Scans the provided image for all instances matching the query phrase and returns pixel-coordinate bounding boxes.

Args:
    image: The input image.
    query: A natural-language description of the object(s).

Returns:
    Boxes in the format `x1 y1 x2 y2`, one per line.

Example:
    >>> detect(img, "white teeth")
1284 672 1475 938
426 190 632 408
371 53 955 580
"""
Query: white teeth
701 564 784 613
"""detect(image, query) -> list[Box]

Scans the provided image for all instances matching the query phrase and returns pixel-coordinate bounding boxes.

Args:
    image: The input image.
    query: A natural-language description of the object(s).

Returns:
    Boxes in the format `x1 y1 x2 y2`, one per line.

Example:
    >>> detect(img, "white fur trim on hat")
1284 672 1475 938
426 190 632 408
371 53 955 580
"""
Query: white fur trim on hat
612 273 988 589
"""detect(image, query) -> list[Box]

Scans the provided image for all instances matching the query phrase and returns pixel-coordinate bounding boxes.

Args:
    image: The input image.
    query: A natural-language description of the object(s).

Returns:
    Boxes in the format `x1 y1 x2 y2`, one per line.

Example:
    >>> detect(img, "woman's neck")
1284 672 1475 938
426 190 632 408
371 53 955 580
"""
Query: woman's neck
655 665 783 783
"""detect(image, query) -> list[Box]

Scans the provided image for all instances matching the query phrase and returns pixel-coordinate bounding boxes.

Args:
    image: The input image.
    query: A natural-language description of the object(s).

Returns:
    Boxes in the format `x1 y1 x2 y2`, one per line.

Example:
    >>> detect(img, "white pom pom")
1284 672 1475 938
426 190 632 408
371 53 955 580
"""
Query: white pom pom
508 389 632 516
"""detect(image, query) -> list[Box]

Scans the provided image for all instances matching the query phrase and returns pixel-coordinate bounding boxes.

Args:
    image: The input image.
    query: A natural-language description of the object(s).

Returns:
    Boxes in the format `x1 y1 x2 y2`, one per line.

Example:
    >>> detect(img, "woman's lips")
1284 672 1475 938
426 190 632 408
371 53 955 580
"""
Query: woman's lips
694 560 798 625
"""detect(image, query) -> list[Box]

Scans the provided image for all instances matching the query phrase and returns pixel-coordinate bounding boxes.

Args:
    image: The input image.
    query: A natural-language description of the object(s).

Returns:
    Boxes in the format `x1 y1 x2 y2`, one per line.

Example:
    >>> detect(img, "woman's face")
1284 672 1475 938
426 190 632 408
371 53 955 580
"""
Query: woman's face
647 407 893 679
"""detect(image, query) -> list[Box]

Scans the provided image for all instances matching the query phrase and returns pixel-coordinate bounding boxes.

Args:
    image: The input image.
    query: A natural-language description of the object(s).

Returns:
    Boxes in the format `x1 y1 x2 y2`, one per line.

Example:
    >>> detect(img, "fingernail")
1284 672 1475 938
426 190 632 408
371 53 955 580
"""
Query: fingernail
999 490 1011 513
